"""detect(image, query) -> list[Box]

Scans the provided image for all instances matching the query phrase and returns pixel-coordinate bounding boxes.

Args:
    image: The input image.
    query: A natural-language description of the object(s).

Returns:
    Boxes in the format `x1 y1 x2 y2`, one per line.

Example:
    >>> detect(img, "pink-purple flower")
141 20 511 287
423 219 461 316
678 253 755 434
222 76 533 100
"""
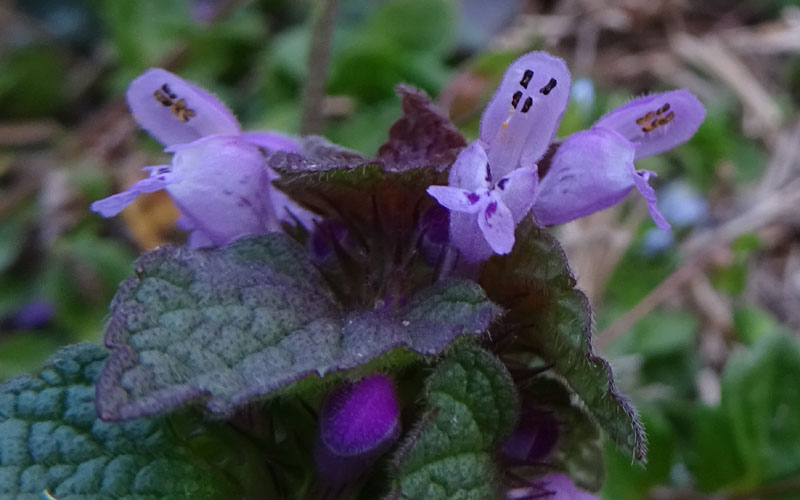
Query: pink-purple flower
506 474 599 500
428 51 705 262
427 52 569 262
91 68 311 247
533 89 706 230
427 142 537 262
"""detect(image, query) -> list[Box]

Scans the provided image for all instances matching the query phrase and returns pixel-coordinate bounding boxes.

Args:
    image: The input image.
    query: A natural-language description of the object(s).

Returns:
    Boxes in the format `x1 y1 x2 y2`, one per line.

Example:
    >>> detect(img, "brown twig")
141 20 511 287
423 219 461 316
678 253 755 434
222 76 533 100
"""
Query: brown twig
300 0 339 135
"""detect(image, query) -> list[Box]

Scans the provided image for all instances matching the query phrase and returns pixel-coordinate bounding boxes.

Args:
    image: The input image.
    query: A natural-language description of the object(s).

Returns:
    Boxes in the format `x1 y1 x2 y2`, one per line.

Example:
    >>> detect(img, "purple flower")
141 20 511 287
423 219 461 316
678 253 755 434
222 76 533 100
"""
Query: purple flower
92 68 313 246
427 142 537 262
428 52 568 261
501 407 560 464
506 474 599 500
7 300 55 330
315 375 400 483
594 89 706 162
92 135 279 247
480 52 571 181
126 68 242 147
534 90 705 230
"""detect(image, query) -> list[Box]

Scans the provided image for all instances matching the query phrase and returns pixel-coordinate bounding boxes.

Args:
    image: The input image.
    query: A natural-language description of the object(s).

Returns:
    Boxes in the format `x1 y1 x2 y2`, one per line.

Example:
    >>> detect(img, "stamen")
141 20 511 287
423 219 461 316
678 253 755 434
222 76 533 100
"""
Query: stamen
635 111 655 126
539 78 557 95
521 97 533 113
171 98 196 123
161 83 177 99
642 111 675 132
153 89 173 107
511 91 523 109
656 111 674 126
520 69 534 89
656 103 671 115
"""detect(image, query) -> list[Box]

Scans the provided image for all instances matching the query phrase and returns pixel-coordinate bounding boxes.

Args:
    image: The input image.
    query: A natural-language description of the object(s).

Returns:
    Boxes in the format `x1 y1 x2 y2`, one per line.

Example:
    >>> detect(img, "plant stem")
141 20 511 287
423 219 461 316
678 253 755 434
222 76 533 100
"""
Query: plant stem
301 0 339 135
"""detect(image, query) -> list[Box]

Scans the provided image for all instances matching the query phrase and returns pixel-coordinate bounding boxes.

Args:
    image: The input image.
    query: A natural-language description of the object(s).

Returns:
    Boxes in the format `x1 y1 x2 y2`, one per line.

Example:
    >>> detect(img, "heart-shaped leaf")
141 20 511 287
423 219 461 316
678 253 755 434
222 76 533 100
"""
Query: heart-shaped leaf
388 344 518 500
0 343 248 500
97 234 499 421
481 222 647 462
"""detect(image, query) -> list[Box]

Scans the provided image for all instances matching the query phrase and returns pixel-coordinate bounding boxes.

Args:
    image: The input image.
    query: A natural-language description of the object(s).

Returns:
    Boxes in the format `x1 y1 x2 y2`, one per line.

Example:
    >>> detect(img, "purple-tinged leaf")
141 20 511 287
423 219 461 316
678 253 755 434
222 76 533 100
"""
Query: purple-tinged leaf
271 136 450 305
480 51 570 180
533 127 669 230
96 234 500 421
481 222 647 463
127 68 240 147
377 84 467 172
593 89 705 161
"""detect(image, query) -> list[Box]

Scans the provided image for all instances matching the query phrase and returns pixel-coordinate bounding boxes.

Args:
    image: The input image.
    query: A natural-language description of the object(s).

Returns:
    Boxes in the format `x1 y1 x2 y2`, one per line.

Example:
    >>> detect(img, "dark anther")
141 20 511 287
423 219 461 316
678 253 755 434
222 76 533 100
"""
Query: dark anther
539 78 557 95
636 111 655 126
161 83 177 99
511 91 523 109
520 69 534 89
656 111 675 126
153 89 173 107
521 96 533 113
171 98 196 123
656 103 671 115
497 178 509 190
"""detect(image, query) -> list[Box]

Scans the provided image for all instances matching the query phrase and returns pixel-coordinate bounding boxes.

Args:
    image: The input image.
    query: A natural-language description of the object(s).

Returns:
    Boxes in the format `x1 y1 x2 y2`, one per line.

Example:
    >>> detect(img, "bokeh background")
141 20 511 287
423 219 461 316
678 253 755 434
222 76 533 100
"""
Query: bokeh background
2 0 800 498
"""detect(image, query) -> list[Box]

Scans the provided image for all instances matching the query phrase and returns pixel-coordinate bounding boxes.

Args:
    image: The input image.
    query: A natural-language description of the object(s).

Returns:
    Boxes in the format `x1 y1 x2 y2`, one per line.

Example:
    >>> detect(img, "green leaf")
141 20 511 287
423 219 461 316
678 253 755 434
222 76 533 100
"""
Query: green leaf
97 234 499 420
518 377 605 492
722 332 800 485
363 0 455 55
389 345 518 500
602 409 676 499
481 222 647 462
688 405 746 493
0 343 245 499
0 217 26 273
732 306 775 345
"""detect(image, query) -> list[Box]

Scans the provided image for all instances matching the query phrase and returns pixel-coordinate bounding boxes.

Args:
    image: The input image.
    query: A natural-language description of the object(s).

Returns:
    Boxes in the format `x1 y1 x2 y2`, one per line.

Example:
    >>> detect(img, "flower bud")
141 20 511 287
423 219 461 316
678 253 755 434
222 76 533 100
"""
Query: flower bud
501 407 559 464
315 375 400 483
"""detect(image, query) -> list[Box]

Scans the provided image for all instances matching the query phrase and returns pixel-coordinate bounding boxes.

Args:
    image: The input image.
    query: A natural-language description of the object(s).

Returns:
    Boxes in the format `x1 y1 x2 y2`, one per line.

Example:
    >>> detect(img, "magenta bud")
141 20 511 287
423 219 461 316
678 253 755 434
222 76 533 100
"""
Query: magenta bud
501 408 559 464
315 375 400 483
